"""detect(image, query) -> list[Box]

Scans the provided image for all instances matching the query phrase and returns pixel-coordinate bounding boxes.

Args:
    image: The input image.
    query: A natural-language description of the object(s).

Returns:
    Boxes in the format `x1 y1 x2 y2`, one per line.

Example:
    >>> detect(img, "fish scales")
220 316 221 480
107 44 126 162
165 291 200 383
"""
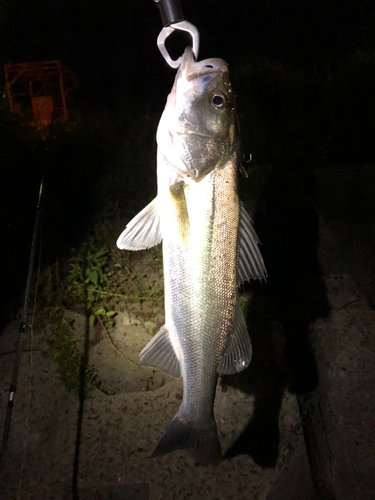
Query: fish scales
117 47 267 465
163 161 239 423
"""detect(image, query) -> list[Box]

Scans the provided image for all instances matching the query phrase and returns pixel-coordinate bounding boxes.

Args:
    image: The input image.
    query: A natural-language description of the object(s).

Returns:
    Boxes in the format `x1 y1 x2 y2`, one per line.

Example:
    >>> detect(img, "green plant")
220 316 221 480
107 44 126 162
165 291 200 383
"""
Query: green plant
32 219 165 393
91 306 116 327
66 238 116 325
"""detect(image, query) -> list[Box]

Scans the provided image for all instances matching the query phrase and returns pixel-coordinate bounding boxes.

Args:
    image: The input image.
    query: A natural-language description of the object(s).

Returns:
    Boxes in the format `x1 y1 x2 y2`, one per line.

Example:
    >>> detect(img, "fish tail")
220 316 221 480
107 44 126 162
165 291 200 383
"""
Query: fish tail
152 407 221 465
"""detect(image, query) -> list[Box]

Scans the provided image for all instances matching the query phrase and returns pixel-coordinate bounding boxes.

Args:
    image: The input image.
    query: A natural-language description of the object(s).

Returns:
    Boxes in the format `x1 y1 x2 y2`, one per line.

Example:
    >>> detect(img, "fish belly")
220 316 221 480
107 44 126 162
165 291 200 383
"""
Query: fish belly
155 160 239 464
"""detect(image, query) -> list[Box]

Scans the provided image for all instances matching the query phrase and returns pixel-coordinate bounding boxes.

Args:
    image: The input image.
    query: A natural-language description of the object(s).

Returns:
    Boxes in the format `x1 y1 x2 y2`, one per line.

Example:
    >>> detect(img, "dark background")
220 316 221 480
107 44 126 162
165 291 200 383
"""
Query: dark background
1 0 374 108
0 0 374 326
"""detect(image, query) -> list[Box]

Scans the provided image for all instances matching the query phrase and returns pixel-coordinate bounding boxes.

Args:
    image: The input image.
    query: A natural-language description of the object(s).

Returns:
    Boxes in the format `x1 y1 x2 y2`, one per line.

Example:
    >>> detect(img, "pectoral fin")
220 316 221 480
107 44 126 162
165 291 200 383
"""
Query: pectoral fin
237 201 267 284
217 298 252 375
116 198 161 250
139 325 181 379
170 182 190 250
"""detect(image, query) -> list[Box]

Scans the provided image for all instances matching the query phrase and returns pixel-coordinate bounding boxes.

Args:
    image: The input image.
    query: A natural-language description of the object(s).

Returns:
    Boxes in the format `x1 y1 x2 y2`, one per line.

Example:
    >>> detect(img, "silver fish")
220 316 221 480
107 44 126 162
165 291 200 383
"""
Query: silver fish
117 47 266 465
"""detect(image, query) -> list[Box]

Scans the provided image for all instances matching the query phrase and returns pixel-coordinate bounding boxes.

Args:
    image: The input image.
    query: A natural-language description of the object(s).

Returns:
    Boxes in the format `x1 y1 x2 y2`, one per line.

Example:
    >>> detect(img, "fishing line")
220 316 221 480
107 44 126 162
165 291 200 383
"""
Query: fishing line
0 176 44 469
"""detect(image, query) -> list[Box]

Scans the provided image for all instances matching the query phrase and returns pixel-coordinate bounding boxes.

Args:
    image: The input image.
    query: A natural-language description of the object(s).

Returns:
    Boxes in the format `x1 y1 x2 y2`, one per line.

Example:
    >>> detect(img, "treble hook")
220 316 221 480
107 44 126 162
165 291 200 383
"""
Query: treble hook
154 0 200 68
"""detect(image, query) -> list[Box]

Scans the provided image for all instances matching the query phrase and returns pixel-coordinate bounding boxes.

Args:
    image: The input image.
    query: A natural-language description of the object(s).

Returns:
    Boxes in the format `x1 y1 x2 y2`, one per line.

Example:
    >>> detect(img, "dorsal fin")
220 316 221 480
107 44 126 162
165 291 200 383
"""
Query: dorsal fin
238 201 267 284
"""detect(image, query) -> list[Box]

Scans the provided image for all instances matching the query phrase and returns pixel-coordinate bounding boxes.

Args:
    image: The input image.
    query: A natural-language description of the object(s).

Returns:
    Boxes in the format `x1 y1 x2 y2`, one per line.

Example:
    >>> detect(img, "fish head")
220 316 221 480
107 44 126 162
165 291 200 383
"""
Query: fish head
157 47 241 182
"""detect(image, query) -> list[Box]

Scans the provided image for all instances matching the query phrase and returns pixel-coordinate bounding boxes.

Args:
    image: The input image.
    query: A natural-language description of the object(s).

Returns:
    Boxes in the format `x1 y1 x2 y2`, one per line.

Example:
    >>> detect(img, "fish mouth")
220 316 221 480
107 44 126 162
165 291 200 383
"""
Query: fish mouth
187 67 225 81
180 47 228 82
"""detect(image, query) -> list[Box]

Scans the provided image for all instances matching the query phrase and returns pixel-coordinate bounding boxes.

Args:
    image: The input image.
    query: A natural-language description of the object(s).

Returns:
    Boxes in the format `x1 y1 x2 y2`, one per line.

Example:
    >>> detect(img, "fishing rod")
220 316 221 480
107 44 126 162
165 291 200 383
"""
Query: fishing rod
153 0 200 67
0 176 44 467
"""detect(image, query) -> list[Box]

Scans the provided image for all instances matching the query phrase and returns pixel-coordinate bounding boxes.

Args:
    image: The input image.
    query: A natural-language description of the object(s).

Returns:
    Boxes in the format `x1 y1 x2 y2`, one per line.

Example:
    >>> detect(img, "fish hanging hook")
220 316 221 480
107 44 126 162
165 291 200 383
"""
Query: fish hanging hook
154 0 200 68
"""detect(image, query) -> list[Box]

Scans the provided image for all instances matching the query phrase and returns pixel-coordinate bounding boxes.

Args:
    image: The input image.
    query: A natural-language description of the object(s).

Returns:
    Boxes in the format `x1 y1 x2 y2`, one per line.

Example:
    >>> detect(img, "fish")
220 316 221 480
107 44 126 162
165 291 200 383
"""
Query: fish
117 47 266 465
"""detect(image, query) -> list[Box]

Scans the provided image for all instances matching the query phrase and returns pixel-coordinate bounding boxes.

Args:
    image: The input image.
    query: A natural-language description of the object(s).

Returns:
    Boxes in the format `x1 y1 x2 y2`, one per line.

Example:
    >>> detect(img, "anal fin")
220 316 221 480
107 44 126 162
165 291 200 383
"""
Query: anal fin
139 325 181 379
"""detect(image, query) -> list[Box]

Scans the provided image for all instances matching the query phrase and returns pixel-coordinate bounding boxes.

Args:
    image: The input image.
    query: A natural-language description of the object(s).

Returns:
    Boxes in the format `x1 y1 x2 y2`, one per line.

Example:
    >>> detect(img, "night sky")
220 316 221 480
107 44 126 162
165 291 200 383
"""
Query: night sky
1 0 374 109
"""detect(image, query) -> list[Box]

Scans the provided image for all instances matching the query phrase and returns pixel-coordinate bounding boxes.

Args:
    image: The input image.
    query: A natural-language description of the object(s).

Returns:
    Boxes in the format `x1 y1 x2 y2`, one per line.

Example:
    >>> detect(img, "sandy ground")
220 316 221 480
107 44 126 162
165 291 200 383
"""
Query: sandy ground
0 307 302 500
1 166 374 499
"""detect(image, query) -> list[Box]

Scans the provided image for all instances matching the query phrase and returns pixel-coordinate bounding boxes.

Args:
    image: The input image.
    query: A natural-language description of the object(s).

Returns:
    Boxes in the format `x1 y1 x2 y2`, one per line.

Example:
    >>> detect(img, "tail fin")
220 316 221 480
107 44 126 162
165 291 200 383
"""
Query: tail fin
152 407 221 465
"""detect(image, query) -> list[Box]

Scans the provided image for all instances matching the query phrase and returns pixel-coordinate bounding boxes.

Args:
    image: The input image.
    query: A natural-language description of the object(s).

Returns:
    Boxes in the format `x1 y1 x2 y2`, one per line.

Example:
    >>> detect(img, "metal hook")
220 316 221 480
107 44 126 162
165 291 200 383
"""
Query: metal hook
157 20 200 68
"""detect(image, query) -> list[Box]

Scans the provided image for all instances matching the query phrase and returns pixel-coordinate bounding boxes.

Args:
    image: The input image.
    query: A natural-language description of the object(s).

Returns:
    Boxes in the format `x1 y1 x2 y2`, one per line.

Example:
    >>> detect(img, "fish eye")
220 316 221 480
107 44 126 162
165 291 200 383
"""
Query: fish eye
211 93 226 110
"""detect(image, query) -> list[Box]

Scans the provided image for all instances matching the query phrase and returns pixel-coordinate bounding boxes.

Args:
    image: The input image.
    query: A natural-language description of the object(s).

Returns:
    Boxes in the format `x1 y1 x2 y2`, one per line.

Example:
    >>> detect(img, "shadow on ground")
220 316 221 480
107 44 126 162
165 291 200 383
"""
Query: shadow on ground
222 169 330 467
